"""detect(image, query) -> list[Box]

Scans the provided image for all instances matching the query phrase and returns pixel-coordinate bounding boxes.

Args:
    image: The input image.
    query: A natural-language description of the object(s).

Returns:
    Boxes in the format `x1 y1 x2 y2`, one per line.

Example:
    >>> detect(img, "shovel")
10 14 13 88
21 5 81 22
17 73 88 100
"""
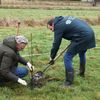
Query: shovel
29 45 70 88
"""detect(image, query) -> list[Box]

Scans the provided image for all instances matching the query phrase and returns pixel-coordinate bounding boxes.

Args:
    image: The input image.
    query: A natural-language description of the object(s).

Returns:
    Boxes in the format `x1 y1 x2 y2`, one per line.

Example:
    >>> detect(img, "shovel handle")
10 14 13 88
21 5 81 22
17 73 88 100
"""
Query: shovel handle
54 46 69 62
29 70 34 78
42 63 51 73
42 45 70 73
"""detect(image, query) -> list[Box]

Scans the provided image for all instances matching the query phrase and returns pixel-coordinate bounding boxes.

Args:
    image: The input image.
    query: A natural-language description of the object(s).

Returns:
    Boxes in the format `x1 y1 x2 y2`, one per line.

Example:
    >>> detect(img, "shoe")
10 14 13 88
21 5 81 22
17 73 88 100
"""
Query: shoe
76 71 85 77
64 81 72 87
60 81 72 88
79 73 85 77
79 64 85 77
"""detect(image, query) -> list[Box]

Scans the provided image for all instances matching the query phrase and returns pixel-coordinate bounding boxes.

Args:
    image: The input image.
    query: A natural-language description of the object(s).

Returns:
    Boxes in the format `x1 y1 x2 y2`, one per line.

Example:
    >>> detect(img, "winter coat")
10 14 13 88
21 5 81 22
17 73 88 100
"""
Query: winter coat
0 36 27 82
51 16 96 59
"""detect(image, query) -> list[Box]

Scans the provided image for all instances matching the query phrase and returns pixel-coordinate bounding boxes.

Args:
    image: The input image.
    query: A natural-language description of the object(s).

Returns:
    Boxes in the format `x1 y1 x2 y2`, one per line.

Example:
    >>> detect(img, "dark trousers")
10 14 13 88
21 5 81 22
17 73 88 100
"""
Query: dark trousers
64 50 86 72
63 50 86 84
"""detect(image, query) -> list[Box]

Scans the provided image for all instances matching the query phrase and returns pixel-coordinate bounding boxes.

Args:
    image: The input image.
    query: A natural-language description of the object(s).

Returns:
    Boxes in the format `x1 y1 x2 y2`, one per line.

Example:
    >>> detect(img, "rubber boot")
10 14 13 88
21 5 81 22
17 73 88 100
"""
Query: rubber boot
79 63 85 77
64 69 74 87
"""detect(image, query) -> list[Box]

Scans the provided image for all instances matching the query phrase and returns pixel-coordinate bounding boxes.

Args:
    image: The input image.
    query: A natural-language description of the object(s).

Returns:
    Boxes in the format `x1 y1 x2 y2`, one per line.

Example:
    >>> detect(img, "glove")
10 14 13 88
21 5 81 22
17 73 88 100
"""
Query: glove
49 58 55 65
27 62 34 72
18 78 27 86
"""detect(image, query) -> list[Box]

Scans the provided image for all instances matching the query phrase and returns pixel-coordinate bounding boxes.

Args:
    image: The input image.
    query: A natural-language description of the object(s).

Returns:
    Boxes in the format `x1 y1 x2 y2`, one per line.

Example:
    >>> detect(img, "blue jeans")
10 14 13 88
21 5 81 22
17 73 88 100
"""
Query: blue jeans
0 67 28 83
64 50 86 72
12 67 28 78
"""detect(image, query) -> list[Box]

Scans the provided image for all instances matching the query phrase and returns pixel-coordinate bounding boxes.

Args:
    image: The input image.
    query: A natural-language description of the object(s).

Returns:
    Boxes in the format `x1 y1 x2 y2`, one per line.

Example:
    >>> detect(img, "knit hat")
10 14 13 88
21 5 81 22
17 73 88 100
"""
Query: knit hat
15 35 28 44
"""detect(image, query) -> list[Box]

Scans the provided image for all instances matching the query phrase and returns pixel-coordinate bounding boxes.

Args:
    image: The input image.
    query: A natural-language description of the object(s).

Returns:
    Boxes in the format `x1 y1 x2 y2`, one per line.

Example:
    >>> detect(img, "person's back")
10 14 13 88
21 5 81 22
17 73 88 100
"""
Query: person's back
63 17 94 37
0 43 5 64
0 36 16 56
54 16 95 40
53 16 95 52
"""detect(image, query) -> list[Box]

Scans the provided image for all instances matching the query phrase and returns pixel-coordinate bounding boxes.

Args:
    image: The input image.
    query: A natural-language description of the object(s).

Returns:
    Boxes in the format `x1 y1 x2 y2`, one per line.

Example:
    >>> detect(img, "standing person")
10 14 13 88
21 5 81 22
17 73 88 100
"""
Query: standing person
47 16 96 87
0 35 34 86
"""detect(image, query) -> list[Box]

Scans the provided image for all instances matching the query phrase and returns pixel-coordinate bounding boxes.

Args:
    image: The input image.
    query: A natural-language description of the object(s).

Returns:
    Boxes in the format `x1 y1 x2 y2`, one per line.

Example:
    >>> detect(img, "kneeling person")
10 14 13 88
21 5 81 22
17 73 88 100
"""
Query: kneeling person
0 35 34 86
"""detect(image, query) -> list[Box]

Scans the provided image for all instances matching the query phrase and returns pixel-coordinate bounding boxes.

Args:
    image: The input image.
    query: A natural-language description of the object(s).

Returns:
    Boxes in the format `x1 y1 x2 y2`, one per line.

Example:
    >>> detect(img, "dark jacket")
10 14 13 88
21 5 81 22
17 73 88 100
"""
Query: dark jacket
51 16 96 59
0 36 27 82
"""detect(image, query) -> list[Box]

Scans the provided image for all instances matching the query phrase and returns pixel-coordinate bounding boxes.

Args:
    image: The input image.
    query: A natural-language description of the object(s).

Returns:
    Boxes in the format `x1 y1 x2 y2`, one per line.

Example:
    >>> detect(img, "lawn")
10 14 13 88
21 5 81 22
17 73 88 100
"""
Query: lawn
0 8 100 100
0 8 100 20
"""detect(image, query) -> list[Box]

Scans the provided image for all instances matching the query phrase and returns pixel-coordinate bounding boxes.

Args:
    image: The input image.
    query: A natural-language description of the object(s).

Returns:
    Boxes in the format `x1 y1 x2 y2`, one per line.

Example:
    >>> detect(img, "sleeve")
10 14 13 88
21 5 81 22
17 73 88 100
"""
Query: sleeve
50 29 63 59
17 54 27 65
0 53 19 82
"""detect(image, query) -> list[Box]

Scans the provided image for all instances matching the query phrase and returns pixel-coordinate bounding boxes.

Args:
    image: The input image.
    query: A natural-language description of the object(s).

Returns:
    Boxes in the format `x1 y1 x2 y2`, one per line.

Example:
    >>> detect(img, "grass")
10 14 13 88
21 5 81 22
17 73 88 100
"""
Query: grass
0 8 100 20
0 8 100 100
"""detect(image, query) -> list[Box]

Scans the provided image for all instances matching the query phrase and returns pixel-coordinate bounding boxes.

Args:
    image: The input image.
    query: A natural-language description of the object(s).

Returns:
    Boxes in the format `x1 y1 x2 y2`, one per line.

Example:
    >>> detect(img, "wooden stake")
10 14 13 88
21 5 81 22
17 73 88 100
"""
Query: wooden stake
30 33 33 64
16 22 20 36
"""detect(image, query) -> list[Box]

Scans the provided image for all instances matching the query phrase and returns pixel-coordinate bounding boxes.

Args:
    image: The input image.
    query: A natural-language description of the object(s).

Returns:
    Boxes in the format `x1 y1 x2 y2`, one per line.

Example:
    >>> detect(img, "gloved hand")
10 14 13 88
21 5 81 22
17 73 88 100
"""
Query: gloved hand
27 62 34 72
18 78 27 86
49 58 55 65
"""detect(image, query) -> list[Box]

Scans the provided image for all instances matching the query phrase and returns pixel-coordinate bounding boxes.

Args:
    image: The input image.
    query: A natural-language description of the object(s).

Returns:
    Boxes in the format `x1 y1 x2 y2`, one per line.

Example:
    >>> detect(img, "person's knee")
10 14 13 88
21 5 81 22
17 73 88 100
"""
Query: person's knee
63 52 74 71
22 68 28 76
17 67 28 78
64 53 72 62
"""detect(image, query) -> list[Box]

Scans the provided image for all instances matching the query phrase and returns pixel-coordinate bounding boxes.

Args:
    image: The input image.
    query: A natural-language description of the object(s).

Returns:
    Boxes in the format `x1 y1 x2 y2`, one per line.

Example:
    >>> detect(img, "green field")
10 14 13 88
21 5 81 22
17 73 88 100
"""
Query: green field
0 8 100 19
0 8 100 100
